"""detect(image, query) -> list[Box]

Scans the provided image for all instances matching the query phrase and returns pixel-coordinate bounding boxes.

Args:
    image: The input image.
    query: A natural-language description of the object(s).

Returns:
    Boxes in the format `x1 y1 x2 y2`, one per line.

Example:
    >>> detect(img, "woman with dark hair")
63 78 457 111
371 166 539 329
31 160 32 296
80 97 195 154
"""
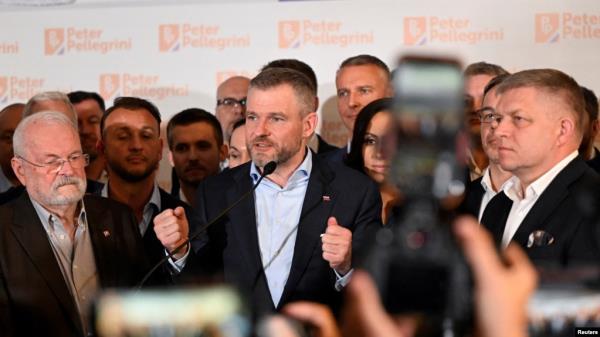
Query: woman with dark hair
346 97 401 224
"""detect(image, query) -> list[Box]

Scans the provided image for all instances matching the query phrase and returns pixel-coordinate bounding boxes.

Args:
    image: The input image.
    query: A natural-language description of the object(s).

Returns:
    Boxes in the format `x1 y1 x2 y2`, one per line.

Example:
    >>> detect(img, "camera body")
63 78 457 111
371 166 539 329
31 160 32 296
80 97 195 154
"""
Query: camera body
362 55 473 336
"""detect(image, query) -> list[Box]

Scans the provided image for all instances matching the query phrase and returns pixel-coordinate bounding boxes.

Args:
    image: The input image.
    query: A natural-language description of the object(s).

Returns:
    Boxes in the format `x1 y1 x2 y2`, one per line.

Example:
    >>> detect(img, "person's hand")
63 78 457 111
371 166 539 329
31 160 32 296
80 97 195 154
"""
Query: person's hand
282 302 341 337
342 271 414 337
454 216 538 337
153 206 189 259
321 217 352 274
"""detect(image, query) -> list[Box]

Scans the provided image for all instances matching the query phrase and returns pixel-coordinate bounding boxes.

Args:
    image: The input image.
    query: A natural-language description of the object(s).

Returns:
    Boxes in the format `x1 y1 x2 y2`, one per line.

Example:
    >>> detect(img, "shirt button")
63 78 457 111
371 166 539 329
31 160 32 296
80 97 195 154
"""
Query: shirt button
73 265 78 269
81 296 86 300
60 235 66 240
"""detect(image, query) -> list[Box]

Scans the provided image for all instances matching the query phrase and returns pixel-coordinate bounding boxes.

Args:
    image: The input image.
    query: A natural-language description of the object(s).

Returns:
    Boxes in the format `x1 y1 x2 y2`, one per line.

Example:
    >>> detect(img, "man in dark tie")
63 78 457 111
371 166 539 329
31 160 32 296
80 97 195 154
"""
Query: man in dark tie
490 69 600 264
155 68 382 318
0 111 151 337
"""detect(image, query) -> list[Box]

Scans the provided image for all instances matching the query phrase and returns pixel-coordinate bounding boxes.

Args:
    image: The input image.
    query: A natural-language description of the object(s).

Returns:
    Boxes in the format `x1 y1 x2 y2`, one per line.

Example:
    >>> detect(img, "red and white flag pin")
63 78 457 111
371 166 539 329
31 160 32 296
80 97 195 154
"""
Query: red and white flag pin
322 195 331 202
102 230 111 238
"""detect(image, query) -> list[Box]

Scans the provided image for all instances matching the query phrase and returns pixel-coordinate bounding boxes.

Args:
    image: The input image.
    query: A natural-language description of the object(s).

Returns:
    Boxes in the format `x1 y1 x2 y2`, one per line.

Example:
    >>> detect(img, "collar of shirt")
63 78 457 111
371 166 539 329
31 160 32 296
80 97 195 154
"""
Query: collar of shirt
503 150 578 202
30 196 87 235
102 181 161 235
178 187 189 204
250 148 313 188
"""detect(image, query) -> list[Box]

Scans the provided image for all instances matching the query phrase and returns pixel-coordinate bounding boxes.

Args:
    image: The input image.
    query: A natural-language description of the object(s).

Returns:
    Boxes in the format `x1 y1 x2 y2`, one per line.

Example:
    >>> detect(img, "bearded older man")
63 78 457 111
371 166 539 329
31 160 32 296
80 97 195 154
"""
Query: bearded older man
0 111 151 337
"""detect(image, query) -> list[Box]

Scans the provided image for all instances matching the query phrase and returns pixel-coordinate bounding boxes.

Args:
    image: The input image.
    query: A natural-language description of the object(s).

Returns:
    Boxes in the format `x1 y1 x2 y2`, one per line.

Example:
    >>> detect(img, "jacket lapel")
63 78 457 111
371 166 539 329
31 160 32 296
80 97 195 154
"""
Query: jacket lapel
227 168 265 285
10 194 82 334
512 157 585 245
84 196 119 287
279 159 335 306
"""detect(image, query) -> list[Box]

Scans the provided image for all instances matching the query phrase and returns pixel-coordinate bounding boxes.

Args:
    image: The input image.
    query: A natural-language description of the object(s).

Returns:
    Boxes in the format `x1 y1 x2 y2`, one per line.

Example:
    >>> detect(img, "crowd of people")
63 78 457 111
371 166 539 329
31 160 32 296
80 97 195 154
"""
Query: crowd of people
0 54 599 337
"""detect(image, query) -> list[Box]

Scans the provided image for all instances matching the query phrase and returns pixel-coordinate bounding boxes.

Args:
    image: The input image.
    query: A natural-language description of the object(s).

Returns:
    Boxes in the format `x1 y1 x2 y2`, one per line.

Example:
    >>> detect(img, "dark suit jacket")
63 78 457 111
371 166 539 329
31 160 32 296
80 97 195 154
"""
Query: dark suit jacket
509 157 600 265
587 148 600 173
315 134 339 154
91 185 192 278
0 193 150 337
318 145 347 164
459 176 485 218
141 188 192 267
188 155 382 317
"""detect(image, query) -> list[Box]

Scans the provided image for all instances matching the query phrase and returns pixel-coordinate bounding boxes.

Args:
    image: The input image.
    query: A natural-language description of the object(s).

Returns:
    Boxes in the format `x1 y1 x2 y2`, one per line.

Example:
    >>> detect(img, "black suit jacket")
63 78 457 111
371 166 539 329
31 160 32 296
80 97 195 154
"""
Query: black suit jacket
0 193 150 337
459 176 485 218
509 157 600 265
141 188 192 267
315 134 339 154
188 155 382 317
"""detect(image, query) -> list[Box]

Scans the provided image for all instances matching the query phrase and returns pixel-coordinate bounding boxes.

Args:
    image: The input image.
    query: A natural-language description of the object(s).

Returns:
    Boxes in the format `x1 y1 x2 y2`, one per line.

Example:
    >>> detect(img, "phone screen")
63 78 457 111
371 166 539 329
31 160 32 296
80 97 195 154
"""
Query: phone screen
392 56 466 201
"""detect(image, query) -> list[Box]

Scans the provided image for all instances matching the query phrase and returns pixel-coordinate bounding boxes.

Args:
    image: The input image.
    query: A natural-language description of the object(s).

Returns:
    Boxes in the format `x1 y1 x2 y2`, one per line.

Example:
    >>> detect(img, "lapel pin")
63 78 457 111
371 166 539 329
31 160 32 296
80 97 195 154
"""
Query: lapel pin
322 195 331 202
103 230 111 238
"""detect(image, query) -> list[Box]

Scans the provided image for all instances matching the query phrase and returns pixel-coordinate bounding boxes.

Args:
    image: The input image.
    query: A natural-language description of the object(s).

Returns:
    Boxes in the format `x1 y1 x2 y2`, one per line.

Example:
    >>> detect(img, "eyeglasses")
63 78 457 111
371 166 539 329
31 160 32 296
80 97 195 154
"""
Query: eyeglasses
217 97 247 108
17 153 90 174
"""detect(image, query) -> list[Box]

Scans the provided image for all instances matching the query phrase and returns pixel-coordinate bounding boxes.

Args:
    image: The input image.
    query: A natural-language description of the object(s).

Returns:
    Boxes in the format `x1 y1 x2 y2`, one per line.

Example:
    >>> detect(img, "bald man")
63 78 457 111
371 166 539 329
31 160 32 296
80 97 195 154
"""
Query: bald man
215 76 250 143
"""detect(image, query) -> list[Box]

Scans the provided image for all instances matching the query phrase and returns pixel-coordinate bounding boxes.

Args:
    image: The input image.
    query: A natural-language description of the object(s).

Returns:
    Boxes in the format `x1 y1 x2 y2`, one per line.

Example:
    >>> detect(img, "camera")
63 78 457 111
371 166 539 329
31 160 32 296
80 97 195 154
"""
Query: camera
361 55 474 336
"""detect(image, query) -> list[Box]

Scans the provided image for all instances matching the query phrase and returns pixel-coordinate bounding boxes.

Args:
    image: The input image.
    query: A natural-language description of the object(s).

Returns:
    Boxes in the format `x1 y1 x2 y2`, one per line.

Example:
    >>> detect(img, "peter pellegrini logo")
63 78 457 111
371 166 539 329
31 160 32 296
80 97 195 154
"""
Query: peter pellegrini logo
404 17 427 45
159 25 181 52
44 27 132 56
535 14 560 43
45 28 65 55
535 12 600 43
99 74 121 101
99 73 189 102
279 21 301 48
158 23 250 52
0 76 45 103
277 20 374 49
403 16 503 45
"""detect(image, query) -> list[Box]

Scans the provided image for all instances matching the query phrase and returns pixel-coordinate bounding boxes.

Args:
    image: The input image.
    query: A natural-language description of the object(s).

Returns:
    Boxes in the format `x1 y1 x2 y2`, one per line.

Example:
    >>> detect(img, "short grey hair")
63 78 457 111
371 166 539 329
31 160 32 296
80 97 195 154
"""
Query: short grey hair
22 91 77 124
13 110 78 158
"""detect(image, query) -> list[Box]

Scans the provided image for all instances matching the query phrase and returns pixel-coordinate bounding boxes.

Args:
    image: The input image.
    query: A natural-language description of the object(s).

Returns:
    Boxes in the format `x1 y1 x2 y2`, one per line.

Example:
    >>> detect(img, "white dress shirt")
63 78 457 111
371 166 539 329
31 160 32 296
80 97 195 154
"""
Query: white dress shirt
478 167 512 222
501 151 578 248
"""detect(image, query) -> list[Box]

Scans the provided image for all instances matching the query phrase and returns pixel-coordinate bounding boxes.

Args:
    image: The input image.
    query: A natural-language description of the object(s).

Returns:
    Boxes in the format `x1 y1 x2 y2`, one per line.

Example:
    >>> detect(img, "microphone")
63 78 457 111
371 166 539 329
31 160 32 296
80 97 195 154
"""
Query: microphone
136 161 277 290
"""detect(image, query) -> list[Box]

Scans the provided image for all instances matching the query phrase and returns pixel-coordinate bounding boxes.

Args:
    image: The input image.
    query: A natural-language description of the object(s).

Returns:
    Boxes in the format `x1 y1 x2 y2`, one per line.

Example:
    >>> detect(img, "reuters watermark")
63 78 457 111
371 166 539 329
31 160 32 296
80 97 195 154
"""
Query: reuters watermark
159 24 250 52
0 76 45 103
403 16 504 45
99 73 189 102
535 12 600 43
44 27 132 56
278 20 374 49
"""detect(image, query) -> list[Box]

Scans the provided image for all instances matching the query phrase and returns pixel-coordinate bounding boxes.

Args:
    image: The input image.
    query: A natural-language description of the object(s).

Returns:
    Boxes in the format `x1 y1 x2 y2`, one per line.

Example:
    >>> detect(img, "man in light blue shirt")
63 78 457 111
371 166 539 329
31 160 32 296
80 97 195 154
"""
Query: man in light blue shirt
159 67 382 317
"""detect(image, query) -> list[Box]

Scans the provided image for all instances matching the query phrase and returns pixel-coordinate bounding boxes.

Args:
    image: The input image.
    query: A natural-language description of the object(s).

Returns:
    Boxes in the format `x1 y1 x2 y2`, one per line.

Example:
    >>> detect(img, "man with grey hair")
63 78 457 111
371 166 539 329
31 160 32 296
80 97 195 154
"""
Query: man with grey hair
23 91 77 124
0 111 151 337
157 68 381 317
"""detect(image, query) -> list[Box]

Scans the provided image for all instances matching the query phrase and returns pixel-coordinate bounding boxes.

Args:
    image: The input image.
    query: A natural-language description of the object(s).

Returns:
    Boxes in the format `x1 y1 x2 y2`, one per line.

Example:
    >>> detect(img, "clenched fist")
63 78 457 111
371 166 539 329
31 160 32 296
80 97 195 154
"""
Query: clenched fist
153 206 189 260
321 216 352 274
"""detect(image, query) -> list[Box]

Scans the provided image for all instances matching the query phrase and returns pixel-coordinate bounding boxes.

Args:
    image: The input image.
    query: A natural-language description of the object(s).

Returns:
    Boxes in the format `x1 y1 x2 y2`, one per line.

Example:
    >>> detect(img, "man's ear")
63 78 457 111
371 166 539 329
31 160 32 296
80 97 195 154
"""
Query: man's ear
303 112 318 139
219 143 228 162
11 157 27 186
557 117 575 147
